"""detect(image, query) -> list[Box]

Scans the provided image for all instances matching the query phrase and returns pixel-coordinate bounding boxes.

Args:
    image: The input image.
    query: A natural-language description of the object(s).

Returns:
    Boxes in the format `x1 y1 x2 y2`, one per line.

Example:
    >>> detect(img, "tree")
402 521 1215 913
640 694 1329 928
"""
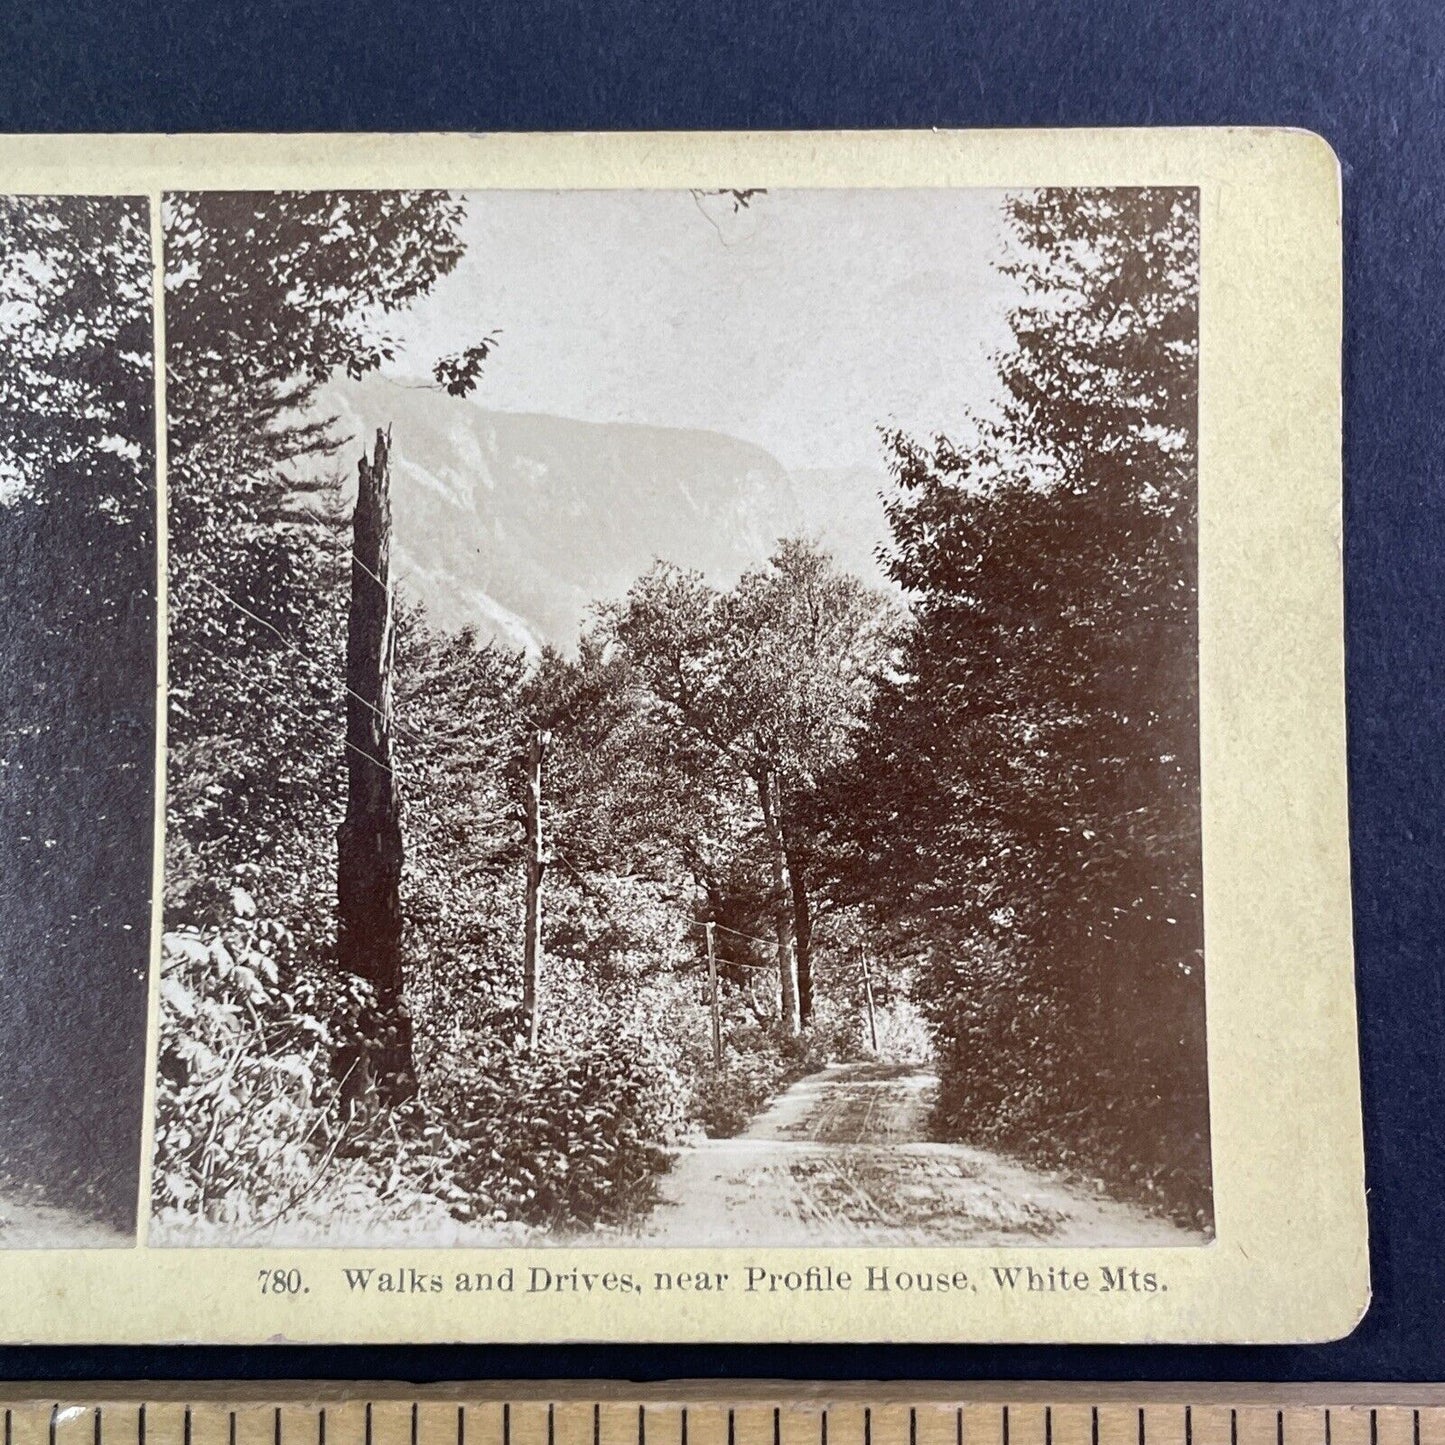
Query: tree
390 608 528 1065
163 191 472 471
336 430 410 1094
856 187 1209 1222
608 539 895 1033
162 189 481 901
162 192 490 1102
0 196 156 1226
162 191 477 926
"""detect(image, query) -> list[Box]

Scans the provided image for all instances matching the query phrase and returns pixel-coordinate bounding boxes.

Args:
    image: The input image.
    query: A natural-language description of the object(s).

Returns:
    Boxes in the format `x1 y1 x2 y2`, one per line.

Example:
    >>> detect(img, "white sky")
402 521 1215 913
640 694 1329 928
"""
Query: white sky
388 188 1023 473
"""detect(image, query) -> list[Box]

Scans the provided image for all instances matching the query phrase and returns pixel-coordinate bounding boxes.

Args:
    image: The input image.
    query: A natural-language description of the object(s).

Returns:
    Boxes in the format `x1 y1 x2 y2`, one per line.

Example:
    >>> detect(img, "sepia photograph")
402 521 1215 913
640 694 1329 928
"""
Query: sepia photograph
151 183 1211 1249
0 193 157 1245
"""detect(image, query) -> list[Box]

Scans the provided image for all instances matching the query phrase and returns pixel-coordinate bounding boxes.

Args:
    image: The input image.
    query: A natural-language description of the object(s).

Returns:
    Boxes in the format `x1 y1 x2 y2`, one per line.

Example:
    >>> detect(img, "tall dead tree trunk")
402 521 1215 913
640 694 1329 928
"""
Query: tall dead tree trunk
336 427 413 1100
757 768 800 1036
522 727 549 1050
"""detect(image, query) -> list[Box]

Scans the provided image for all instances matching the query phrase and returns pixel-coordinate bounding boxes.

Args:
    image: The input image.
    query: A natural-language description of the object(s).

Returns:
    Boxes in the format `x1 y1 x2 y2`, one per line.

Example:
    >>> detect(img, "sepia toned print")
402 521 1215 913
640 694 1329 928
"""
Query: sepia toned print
0 129 1362 1345
152 184 1210 1249
0 194 156 1245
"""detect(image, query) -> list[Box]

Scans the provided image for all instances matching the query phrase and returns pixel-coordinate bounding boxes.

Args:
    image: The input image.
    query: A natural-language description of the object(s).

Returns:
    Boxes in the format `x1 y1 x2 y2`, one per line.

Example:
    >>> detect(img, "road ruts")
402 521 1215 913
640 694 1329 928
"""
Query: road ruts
629 1060 1205 1247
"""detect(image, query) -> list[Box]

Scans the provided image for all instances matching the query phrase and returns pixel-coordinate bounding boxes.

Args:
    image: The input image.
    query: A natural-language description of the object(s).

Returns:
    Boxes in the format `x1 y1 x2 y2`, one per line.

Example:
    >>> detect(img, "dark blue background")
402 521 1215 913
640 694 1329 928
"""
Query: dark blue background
2 0 1442 1385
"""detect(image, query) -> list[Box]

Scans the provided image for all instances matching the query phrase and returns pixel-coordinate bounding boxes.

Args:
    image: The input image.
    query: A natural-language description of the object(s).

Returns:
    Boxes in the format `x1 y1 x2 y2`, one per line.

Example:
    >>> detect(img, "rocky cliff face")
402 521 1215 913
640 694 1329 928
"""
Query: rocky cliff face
322 376 892 653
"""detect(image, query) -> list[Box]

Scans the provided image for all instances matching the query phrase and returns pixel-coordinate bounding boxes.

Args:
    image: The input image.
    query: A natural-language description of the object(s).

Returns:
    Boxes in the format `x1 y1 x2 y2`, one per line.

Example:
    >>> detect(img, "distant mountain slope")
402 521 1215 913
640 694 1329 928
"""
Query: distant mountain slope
319 377 893 652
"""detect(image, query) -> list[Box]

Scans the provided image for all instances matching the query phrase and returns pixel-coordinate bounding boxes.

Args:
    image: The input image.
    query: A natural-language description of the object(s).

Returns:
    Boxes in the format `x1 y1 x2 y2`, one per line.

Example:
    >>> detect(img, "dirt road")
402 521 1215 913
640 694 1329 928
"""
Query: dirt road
630 1061 1203 1246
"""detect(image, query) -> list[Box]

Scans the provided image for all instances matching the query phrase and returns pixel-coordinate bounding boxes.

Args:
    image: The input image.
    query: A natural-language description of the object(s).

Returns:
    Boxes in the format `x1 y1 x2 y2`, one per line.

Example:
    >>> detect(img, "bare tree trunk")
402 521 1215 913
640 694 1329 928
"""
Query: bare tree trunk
757 769 800 1036
861 947 879 1054
705 920 722 1067
522 727 549 1050
785 837 814 1027
336 428 412 1100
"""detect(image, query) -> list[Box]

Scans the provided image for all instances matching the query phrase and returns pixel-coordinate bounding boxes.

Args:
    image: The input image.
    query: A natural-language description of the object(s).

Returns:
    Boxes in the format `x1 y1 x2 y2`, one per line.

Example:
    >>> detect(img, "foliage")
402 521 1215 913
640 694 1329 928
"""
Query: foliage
392 610 531 1045
163 190 471 467
151 883 469 1240
851 187 1210 1225
151 185 1213 1243
689 1017 838 1138
423 1008 689 1229
153 892 344 1227
604 540 900 1030
0 196 156 1228
866 997 935 1066
606 540 896 801
163 192 478 935
925 939 1209 1227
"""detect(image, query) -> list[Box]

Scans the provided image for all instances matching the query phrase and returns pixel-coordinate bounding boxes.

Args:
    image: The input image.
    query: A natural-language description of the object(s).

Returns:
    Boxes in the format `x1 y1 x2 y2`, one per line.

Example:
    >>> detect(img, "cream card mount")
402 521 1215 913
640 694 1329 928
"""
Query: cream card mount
0 129 1361 1343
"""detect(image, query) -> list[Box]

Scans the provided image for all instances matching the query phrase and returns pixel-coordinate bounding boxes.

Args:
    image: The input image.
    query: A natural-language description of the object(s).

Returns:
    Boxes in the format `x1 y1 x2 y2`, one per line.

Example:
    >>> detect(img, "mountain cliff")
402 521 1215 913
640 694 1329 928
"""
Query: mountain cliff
320 376 893 653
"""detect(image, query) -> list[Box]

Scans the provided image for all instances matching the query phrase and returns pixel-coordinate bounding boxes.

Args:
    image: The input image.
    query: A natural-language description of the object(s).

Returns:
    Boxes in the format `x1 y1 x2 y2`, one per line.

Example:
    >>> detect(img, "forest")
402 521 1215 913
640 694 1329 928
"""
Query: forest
0 195 155 1238
150 186 1212 1242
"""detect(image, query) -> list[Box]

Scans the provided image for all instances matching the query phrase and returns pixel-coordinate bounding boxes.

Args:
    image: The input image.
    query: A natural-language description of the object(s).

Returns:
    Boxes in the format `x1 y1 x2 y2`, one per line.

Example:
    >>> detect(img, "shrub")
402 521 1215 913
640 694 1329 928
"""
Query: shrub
923 939 1211 1231
689 1013 836 1138
150 881 464 1244
689 1053 779 1138
423 1019 689 1230
153 894 336 1226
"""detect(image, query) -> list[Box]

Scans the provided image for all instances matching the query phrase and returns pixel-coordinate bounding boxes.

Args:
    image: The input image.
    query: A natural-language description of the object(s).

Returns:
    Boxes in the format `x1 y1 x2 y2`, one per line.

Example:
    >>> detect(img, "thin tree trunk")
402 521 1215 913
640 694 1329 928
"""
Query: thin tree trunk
757 768 800 1036
705 920 722 1067
522 728 549 1050
785 836 814 1027
861 948 879 1054
336 427 412 1100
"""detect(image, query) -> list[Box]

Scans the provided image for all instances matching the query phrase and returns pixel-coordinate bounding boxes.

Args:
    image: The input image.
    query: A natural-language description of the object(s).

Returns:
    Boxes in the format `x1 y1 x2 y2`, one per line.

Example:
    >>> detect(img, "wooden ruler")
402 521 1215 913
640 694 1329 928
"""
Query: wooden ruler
0 1387 1442 1445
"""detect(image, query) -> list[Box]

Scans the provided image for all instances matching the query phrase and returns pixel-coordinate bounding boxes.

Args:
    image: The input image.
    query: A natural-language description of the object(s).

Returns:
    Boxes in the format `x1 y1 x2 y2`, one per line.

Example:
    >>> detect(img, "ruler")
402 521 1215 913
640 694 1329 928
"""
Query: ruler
0 1388 1441 1445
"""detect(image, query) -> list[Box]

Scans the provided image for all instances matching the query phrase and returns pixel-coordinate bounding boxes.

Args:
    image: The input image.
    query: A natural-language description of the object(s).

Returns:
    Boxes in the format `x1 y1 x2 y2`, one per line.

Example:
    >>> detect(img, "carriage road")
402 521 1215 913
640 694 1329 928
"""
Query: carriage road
629 1061 1203 1246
